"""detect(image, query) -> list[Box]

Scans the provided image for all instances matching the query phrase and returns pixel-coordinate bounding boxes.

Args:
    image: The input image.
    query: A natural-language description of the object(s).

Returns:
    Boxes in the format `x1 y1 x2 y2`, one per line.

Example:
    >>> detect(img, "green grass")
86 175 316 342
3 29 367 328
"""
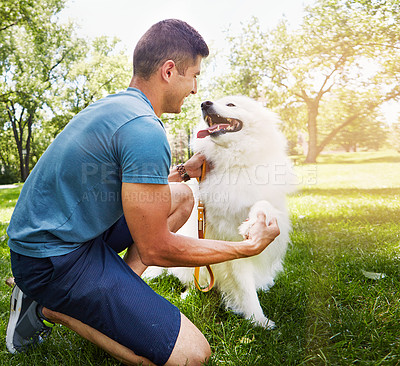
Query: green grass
1 151 400 365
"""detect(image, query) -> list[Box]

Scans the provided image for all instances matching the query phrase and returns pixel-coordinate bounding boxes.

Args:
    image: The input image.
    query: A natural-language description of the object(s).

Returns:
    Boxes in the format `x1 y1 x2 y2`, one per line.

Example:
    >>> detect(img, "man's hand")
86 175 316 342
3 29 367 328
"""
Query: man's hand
243 212 280 257
182 152 206 179
168 152 207 182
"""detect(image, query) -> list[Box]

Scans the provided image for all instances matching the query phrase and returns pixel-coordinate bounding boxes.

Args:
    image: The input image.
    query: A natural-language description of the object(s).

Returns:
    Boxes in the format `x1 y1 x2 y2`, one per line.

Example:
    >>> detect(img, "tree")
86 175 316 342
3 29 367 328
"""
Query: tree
0 1 131 182
218 0 400 162
48 36 132 137
333 118 388 152
389 121 400 153
0 0 83 181
295 0 400 162
319 90 388 152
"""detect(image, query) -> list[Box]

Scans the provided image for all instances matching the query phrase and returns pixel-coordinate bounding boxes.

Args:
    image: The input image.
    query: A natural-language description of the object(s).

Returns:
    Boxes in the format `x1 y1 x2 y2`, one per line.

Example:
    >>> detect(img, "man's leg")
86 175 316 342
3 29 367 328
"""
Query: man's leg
163 183 212 364
167 182 195 233
42 307 156 366
124 182 194 276
165 313 211 366
42 308 210 366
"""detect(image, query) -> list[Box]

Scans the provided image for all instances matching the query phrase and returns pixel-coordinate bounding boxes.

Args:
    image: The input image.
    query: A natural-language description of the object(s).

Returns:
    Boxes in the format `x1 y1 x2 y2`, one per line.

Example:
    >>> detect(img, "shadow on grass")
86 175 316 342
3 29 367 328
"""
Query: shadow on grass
300 187 400 197
317 153 400 164
293 186 399 229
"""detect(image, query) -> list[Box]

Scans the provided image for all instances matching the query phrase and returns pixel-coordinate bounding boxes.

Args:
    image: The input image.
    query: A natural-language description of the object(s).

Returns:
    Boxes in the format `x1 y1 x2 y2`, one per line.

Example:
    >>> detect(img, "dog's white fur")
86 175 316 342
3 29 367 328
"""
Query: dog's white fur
146 96 296 328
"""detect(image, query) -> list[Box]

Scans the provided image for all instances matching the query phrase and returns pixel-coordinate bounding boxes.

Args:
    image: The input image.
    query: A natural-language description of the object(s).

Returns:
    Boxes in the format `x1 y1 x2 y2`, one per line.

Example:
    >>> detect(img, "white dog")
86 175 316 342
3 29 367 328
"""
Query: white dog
147 96 296 328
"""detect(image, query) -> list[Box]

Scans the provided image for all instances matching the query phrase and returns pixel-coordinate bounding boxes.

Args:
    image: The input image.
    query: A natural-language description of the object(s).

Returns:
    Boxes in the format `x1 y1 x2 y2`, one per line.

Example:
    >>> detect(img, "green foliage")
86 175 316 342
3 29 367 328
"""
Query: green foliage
58 36 131 115
389 121 400 152
0 1 131 183
319 90 389 151
0 0 84 181
215 0 400 162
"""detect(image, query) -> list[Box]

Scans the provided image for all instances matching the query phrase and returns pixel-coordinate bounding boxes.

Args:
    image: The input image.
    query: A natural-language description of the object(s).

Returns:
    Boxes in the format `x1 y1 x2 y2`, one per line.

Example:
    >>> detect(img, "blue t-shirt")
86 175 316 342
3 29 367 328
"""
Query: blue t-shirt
7 88 171 258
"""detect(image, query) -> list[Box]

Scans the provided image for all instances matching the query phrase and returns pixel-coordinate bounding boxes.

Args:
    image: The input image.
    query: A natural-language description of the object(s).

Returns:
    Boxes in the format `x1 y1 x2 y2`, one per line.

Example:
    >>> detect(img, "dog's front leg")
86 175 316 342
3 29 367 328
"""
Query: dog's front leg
215 261 275 329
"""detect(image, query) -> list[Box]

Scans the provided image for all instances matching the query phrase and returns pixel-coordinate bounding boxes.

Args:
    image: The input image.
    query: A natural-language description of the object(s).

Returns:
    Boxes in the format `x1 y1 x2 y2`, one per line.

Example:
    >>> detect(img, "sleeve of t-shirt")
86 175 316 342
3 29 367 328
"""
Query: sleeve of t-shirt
111 116 171 184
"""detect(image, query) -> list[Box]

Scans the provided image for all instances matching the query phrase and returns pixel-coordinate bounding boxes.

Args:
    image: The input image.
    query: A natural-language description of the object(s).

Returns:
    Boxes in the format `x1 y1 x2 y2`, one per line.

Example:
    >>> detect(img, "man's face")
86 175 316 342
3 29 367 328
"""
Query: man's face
163 56 202 114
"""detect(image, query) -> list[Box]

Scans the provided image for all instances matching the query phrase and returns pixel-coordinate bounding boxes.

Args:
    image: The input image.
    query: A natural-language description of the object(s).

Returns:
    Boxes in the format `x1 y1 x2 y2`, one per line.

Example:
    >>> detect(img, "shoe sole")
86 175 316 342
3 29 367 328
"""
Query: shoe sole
6 285 23 354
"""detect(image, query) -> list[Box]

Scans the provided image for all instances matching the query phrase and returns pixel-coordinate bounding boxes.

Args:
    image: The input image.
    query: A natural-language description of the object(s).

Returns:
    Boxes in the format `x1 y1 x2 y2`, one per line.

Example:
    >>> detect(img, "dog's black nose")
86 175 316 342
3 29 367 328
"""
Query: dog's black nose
201 101 213 110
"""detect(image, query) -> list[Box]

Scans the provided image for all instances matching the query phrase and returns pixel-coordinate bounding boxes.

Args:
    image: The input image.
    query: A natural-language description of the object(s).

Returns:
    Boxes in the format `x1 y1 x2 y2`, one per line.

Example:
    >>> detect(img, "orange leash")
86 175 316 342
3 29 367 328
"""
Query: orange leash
194 163 215 292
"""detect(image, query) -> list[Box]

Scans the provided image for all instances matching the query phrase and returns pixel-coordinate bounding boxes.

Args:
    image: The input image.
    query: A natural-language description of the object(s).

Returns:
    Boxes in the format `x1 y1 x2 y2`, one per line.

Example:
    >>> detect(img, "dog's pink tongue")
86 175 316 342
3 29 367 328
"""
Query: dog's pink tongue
197 129 211 138
197 124 230 139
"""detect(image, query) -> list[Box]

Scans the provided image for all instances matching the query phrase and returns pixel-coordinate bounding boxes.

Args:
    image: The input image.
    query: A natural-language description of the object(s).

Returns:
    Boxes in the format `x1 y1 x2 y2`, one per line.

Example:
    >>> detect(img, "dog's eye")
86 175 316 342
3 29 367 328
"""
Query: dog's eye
226 103 236 107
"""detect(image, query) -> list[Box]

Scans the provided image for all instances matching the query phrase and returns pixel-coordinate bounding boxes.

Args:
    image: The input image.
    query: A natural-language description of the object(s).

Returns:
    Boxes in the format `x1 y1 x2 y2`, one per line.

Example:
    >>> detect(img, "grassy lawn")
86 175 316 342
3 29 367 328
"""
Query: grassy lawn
1 150 399 365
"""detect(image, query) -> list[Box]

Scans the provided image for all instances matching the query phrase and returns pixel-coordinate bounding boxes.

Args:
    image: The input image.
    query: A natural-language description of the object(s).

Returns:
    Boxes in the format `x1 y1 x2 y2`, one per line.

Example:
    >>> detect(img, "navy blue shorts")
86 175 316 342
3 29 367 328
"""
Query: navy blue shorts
10 216 181 366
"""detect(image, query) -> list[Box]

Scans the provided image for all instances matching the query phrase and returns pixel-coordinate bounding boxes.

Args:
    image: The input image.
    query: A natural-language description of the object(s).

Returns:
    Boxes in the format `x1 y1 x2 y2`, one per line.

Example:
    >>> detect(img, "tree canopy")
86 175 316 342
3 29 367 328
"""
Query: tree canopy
0 0 130 182
214 0 399 162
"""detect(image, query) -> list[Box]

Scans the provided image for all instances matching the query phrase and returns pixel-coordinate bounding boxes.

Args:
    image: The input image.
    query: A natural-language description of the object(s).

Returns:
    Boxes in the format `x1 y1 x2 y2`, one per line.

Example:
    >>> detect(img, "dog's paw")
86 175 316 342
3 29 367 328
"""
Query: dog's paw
253 317 275 329
264 319 276 330
238 217 257 239
239 200 277 239
180 289 190 300
180 287 196 300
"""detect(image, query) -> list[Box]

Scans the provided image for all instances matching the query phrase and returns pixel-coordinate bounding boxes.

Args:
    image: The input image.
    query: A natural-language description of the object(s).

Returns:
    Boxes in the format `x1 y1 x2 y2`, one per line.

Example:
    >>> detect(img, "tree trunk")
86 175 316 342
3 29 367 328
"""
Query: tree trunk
304 102 363 163
20 114 33 181
8 103 33 182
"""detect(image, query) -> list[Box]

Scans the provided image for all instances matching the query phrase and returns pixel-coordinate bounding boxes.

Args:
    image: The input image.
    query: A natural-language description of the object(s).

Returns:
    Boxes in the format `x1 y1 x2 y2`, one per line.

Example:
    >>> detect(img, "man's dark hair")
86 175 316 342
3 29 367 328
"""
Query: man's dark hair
133 19 209 79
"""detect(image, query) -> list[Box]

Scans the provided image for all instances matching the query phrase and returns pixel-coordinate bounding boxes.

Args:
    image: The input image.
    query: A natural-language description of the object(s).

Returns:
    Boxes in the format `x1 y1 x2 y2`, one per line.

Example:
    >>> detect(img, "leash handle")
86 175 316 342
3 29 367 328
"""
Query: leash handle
194 265 215 292
194 162 215 292
196 161 207 240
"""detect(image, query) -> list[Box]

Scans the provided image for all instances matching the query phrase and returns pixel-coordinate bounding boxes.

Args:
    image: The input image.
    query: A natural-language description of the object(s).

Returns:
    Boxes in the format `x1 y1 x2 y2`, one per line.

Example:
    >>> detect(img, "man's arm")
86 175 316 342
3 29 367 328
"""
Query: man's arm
121 182 280 268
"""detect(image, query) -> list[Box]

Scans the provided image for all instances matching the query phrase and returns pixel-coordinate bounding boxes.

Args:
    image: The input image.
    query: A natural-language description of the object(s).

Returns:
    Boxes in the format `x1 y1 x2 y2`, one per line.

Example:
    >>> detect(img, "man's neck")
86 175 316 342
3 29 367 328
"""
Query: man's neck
129 76 163 117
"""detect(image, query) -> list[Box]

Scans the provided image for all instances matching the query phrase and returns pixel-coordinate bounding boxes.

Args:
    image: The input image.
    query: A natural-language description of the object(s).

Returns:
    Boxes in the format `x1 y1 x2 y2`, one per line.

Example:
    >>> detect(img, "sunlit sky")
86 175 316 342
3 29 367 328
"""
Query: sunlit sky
59 0 315 55
59 0 399 123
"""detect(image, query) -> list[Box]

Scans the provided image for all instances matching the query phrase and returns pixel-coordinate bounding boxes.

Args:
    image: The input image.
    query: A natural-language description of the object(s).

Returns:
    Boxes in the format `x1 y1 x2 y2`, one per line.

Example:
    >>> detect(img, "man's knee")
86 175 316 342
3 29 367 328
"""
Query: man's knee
170 183 195 217
166 313 211 366
195 337 211 365
179 183 195 218
185 328 211 365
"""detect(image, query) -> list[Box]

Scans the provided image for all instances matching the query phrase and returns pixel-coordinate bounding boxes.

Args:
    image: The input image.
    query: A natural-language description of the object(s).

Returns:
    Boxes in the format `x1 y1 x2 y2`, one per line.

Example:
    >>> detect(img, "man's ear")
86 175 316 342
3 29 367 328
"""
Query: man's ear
160 60 176 82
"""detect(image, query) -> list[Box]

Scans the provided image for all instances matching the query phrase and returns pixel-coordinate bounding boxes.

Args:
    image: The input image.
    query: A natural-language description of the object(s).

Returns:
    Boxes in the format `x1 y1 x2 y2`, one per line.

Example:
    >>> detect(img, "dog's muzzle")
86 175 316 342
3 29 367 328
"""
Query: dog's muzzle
197 101 243 139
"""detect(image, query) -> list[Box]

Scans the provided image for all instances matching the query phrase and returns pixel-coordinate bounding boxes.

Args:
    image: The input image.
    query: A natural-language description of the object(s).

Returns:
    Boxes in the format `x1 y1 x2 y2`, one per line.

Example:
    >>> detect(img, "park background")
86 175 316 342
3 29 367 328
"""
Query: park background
1 0 400 365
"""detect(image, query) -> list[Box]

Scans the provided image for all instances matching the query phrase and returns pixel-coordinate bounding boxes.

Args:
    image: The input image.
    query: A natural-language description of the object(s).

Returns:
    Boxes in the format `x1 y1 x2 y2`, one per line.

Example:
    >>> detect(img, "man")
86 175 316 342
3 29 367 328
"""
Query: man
6 19 280 366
